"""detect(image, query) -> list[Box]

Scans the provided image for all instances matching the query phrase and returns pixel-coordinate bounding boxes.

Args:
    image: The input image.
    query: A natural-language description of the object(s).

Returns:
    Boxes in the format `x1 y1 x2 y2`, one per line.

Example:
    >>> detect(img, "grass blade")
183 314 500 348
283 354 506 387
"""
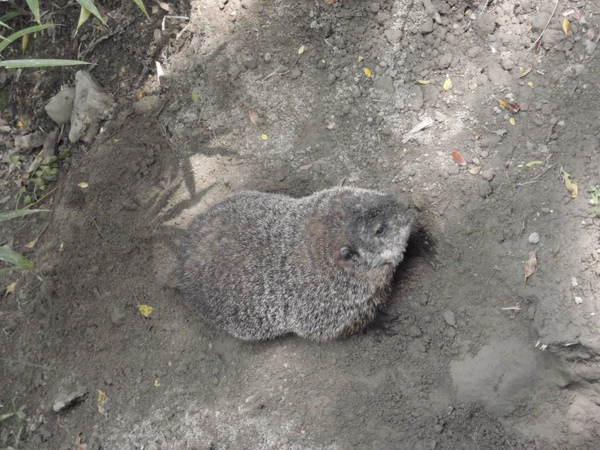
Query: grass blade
76 7 91 33
25 0 40 24
0 209 49 222
0 59 90 68
132 0 149 18
0 246 35 272
0 23 55 53
75 0 106 25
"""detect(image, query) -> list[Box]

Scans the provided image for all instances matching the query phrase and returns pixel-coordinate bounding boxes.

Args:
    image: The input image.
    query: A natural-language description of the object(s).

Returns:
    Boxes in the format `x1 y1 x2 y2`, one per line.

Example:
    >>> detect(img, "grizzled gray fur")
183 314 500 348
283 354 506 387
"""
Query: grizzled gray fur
179 187 413 341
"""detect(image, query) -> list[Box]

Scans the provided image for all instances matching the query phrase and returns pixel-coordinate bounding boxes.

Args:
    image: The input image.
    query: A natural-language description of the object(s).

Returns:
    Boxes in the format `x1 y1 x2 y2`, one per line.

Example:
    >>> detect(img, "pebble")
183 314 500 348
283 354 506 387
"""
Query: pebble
373 75 395 94
384 29 403 45
481 168 495 181
479 180 492 197
528 232 540 244
479 134 503 148
443 310 456 327
370 2 380 13
419 17 434 34
45 87 76 125
474 12 496 36
439 52 453 69
486 62 511 86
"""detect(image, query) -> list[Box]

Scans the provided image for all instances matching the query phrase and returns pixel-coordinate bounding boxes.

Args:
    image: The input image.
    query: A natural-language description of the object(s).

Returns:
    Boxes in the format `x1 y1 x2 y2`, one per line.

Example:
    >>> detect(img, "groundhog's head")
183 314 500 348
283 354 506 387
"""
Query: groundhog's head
338 190 414 271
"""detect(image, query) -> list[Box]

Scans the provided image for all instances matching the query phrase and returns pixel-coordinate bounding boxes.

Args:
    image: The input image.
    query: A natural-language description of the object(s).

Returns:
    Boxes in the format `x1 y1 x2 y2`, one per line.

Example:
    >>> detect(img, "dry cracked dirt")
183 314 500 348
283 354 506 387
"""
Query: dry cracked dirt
2 0 600 449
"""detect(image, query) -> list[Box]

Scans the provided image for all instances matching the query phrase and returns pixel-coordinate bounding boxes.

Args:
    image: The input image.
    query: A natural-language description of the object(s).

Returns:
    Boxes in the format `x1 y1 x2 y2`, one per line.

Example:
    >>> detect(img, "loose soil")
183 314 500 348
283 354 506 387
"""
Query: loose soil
2 0 600 449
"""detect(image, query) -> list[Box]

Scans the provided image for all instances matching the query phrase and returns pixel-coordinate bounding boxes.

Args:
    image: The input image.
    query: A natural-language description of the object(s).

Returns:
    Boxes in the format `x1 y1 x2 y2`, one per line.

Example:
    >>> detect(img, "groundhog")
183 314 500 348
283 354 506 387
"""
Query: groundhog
179 187 414 341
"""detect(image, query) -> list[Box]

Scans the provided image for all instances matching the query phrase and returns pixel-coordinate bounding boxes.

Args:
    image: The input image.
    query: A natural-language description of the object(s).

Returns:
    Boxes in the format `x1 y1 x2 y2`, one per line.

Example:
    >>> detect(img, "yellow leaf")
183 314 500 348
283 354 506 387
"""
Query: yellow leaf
357 55 364 62
78 182 88 189
192 91 199 102
138 304 154 317
562 18 569 35
498 99 507 109
137 91 143 100
298 45 305 54
527 81 533 88
563 171 578 198
443 76 452 91
525 160 543 167
24 239 37 249
97 390 108 416
261 134 268 141
5 281 16 297
22 34 29 54
363 67 372 78
416 80 430 85
154 379 161 387
509 117 516 126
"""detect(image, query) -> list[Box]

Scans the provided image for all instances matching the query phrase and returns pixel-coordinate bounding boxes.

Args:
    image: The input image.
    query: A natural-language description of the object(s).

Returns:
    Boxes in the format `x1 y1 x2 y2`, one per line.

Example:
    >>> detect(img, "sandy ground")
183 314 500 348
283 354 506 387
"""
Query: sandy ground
2 0 600 448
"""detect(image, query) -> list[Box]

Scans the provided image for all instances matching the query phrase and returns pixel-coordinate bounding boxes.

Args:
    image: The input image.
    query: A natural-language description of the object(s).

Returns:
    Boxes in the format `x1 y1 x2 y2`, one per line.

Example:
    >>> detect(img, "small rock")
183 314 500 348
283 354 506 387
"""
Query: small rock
447 165 460 176
53 387 87 412
69 71 115 144
479 134 503 148
574 297 583 305
111 305 126 325
486 62 511 86
481 169 495 181
373 75 394 94
384 29 402 45
541 30 565 49
531 12 551 32
370 2 380 13
528 232 540 244
419 17 434 34
443 310 456 327
408 325 423 338
290 67 302 79
467 46 482 58
435 111 448 122
571 277 578 287
439 52 453 69
475 12 496 36
479 180 492 197
14 131 46 151
45 87 76 125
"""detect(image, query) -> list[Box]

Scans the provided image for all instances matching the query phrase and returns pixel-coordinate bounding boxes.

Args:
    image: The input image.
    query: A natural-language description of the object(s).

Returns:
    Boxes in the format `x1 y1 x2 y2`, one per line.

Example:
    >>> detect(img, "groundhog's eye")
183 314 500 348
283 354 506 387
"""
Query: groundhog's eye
375 225 386 236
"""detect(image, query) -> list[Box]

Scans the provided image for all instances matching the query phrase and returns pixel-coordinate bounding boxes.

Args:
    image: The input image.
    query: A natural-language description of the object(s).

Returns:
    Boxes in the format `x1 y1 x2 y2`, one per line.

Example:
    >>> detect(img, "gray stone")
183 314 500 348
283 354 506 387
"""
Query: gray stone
531 12 551 32
486 62 511 86
481 169 495 181
45 87 76 125
439 52 453 69
479 180 493 197
69 71 115 144
53 387 87 412
528 232 540 244
419 17 434 34
542 30 565 49
373 75 394 94
384 29 402 45
14 131 45 151
475 12 496 36
479 134 503 148
443 310 456 327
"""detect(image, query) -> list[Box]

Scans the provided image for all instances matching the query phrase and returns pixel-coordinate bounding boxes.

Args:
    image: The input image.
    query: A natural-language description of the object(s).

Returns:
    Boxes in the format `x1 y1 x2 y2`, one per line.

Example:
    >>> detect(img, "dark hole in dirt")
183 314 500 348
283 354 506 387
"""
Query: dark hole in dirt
404 225 437 260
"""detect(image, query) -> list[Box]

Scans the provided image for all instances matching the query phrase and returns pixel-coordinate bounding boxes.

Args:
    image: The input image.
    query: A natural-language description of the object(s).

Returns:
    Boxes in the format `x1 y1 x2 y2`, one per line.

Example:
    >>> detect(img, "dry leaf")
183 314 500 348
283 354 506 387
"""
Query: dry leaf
509 117 516 126
507 102 520 113
298 45 305 54
158 2 171 12
357 55 364 62
416 80 430 85
24 239 37 249
75 432 88 450
363 67 372 78
443 76 452 91
563 171 578 198
298 163 313 171
248 110 259 126
527 81 534 88
154 379 161 387
525 160 543 168
78 182 88 189
324 0 337 4
588 29 595 40
498 99 507 109
523 250 538 280
5 281 16 296
517 67 532 78
452 151 466 166
261 134 268 141
469 166 481 175
138 304 154 317
97 390 109 416
562 18 569 35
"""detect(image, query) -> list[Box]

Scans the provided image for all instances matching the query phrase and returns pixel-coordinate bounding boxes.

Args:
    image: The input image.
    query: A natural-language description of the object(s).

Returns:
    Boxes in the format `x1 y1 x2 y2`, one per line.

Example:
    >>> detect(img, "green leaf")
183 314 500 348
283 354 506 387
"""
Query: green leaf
132 0 149 18
76 7 91 33
0 246 34 272
0 23 55 53
75 0 106 25
0 59 90 68
0 209 48 222
25 0 40 24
